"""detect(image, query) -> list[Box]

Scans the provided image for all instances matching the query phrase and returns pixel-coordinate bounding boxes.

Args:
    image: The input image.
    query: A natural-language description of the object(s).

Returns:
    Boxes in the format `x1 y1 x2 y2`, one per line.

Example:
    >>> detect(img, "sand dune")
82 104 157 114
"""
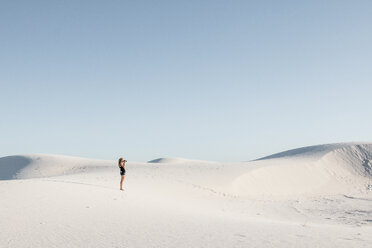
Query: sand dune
0 154 112 180
233 143 372 198
1 143 372 247
1 143 372 198
258 142 372 161
148 157 215 164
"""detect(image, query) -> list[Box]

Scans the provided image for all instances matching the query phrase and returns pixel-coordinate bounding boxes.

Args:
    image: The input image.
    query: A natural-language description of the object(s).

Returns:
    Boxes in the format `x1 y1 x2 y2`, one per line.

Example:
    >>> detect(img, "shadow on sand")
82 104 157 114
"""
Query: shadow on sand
0 156 32 180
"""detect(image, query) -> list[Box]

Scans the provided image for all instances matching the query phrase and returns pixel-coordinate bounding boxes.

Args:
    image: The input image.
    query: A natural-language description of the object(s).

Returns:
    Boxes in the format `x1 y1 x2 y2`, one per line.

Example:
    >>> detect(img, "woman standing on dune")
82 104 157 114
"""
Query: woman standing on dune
118 157 126 190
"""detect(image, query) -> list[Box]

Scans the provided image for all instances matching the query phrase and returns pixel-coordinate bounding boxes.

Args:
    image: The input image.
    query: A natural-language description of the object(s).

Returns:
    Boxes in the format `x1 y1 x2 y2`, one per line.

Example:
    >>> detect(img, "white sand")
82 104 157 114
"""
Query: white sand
1 143 372 247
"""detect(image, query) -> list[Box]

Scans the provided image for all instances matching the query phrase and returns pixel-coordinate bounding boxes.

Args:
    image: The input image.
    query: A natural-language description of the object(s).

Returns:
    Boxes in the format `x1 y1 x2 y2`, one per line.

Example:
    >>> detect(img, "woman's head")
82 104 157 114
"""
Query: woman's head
118 157 127 165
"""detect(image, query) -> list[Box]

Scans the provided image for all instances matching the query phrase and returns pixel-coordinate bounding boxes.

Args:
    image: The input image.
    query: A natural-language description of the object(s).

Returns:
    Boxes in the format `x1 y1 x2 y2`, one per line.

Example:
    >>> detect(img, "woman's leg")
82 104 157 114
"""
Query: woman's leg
120 175 125 190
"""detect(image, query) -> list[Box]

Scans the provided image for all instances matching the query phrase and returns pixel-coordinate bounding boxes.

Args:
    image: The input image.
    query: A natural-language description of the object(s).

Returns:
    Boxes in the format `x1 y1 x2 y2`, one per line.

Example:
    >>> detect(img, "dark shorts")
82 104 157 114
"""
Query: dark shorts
120 171 125 176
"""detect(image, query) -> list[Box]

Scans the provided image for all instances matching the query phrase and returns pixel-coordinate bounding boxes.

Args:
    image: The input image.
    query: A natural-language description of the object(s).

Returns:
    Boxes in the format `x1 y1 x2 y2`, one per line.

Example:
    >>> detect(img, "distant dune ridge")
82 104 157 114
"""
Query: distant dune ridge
257 142 372 162
1 143 372 197
147 157 214 164
0 154 112 180
232 142 372 197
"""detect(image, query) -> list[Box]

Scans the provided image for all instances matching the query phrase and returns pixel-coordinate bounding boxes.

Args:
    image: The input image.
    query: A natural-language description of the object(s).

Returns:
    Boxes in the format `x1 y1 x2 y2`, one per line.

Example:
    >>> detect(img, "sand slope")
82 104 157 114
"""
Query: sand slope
1 143 372 248
0 154 111 180
233 143 372 197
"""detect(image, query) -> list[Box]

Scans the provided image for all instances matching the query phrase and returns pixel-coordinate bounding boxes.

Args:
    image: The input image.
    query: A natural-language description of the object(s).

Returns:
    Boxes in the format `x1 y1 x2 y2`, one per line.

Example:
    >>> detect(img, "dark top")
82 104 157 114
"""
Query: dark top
120 166 126 174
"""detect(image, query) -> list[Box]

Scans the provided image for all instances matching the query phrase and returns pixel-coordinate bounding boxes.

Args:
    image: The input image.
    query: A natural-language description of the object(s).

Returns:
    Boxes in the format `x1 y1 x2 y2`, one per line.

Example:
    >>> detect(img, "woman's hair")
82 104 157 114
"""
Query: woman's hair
118 157 124 166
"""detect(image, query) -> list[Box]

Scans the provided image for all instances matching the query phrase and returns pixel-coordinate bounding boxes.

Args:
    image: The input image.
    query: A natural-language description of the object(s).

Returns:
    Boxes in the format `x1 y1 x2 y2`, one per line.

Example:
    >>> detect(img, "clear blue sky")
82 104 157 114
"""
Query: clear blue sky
1 0 372 162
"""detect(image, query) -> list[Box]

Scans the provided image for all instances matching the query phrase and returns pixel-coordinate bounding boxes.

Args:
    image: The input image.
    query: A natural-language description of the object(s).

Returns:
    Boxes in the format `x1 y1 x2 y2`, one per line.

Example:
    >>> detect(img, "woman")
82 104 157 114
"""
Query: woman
118 157 126 190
